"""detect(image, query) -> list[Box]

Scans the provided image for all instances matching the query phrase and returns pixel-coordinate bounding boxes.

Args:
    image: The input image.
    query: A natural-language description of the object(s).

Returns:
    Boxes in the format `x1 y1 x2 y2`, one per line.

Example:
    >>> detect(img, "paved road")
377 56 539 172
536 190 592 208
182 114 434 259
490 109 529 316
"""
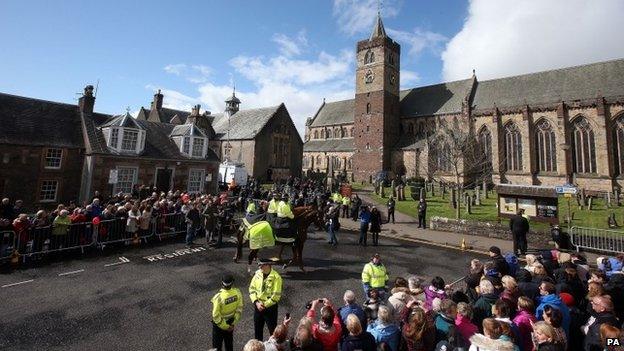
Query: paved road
0 227 478 351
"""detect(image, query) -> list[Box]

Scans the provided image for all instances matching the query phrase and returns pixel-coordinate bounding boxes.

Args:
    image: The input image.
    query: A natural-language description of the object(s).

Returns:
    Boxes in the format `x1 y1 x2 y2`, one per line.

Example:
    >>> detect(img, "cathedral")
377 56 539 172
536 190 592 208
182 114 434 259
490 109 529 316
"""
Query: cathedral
302 14 624 192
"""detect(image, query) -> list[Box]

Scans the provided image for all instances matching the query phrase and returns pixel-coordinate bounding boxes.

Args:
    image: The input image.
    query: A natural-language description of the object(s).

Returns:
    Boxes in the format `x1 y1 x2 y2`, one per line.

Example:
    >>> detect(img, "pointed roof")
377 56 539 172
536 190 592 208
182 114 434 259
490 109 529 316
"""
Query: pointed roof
101 112 144 129
170 123 207 137
370 12 387 40
226 89 241 104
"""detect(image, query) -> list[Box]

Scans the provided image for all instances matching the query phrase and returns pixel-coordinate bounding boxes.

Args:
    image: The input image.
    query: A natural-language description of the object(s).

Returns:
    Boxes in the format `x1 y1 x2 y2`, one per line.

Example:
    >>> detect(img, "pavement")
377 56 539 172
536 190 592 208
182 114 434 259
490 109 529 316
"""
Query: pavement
350 190 601 263
0 227 477 351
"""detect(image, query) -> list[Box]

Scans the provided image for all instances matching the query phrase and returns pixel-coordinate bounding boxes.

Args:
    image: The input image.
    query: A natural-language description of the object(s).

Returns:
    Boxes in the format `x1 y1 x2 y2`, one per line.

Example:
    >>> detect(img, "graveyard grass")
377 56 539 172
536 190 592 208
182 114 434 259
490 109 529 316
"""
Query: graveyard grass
365 185 624 232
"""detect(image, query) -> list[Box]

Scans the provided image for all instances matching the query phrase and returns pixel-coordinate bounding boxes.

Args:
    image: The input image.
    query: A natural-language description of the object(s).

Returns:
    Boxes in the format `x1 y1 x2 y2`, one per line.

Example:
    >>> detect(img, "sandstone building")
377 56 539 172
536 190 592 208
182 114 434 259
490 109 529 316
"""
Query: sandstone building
303 14 624 192
0 87 302 209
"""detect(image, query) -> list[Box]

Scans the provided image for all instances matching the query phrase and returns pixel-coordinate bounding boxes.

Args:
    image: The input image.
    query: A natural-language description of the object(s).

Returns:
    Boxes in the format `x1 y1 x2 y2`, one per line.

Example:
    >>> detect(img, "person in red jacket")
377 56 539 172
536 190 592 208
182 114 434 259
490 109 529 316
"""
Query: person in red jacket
306 298 342 351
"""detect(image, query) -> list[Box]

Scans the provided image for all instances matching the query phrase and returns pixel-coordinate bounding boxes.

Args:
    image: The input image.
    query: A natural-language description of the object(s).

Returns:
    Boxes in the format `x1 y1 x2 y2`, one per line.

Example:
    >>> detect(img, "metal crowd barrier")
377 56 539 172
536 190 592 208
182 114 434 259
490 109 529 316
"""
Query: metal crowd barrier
96 218 133 246
155 213 186 240
18 222 97 260
1 230 16 262
571 226 624 254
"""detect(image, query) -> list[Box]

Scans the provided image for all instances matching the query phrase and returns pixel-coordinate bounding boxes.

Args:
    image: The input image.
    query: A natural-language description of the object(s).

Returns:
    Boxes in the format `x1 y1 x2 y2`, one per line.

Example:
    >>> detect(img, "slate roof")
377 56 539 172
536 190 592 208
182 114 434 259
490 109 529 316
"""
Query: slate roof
399 78 474 117
0 93 84 148
170 123 206 137
138 107 192 124
303 139 355 152
82 113 219 161
101 112 144 129
309 99 355 127
210 105 283 140
472 58 624 111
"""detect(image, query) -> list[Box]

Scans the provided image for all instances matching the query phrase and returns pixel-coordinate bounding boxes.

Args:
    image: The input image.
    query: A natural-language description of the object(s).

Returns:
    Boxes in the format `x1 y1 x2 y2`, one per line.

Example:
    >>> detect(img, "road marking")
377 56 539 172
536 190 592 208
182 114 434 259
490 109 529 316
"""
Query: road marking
58 269 84 276
104 256 130 267
2 279 34 288
143 246 207 262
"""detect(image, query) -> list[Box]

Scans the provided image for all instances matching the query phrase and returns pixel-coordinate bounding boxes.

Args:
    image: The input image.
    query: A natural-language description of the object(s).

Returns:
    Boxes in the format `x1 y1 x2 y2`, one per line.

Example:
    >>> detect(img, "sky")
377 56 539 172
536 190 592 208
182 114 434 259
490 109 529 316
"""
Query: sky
1 0 624 136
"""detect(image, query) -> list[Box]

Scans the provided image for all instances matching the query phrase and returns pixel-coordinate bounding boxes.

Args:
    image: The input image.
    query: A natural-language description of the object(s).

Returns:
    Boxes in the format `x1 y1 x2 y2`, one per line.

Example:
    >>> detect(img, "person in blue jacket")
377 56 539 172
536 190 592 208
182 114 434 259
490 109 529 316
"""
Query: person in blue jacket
535 281 570 337
367 305 400 351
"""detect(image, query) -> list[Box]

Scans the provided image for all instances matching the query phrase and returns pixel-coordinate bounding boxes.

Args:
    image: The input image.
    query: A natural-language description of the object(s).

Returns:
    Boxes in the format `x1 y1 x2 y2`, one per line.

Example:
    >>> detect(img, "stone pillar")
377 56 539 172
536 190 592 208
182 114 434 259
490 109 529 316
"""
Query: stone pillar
466 196 472 214
475 187 481 205
523 105 537 184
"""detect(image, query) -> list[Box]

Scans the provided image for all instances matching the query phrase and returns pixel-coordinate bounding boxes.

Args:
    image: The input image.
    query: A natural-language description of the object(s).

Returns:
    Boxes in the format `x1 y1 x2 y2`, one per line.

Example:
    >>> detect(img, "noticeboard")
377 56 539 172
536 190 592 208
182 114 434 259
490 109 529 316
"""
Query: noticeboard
496 185 559 224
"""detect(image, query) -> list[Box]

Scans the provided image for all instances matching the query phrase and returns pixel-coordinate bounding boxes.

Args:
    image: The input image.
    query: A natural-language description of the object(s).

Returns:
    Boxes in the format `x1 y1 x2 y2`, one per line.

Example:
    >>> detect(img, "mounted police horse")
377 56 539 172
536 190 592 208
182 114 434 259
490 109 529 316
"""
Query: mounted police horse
233 205 324 272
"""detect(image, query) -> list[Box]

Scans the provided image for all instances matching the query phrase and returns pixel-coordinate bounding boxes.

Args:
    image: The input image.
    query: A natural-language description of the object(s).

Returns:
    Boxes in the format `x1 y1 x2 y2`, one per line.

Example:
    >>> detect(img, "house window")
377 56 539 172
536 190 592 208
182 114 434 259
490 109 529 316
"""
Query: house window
121 129 139 151
366 103 371 114
535 119 557 172
504 122 523 171
110 128 119 148
45 148 63 169
572 116 596 174
40 180 58 202
188 169 205 193
183 137 190 154
115 167 137 194
314 130 318 139
192 137 205 157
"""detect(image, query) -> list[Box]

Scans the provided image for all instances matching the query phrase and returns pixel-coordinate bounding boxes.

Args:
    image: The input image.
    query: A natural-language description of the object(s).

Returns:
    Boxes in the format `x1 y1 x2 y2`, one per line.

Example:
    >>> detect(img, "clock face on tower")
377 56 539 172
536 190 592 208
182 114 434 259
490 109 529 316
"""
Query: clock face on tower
365 69 374 84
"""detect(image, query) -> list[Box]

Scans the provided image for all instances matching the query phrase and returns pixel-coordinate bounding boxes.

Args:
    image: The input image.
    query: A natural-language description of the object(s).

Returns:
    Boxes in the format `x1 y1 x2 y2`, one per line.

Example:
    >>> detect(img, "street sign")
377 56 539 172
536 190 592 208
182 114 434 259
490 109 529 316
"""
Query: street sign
564 193 572 198
108 169 118 184
555 186 578 195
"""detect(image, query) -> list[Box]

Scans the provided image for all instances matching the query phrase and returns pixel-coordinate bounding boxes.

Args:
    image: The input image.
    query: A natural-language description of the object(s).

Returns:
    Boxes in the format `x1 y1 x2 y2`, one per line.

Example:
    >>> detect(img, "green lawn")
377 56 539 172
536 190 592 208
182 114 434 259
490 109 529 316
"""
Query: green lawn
362 184 624 232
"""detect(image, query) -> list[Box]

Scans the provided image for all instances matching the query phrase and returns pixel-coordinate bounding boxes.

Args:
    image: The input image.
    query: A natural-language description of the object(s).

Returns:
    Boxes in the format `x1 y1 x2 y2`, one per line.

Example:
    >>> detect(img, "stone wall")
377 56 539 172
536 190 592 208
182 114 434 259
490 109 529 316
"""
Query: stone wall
430 216 552 248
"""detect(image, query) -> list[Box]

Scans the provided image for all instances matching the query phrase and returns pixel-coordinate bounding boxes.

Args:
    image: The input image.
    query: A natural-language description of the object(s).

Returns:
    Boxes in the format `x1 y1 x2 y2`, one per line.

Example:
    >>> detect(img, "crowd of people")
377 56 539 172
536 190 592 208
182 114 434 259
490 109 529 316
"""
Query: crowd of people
229 249 624 351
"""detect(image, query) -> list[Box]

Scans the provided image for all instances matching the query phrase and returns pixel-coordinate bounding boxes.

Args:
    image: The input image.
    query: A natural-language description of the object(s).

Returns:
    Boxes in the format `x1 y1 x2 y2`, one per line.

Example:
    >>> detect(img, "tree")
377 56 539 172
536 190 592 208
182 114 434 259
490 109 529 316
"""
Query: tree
426 117 494 219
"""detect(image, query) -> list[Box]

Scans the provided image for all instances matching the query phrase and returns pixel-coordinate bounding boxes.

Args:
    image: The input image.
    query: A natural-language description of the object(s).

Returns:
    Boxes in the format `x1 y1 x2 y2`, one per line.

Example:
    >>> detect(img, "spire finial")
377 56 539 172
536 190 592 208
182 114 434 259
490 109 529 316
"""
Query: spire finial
126 106 131 114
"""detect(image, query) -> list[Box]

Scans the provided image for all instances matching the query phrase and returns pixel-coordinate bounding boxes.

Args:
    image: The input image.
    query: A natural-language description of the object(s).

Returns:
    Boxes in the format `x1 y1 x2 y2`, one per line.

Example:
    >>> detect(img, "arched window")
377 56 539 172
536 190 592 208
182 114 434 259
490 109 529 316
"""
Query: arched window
504 122 523 171
316 155 321 167
366 103 371 114
347 158 352 170
335 128 340 138
478 126 492 172
572 116 597 174
342 127 347 138
614 114 624 176
328 129 333 139
364 50 374 64
535 119 557 172
350 127 354 137
313 130 318 139
429 139 452 173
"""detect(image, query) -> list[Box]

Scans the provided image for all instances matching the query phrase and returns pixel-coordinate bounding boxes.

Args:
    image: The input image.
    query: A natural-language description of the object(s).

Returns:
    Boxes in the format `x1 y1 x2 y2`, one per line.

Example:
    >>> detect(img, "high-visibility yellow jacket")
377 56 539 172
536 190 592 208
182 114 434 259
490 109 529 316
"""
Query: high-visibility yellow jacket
361 262 388 288
249 268 282 308
267 199 278 214
246 202 256 214
277 201 294 219
332 193 343 203
341 197 351 206
211 287 244 330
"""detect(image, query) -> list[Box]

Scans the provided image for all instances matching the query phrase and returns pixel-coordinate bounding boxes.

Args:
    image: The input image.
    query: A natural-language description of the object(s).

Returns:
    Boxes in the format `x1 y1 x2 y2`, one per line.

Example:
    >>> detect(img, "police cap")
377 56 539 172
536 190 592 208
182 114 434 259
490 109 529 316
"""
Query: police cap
222 274 234 287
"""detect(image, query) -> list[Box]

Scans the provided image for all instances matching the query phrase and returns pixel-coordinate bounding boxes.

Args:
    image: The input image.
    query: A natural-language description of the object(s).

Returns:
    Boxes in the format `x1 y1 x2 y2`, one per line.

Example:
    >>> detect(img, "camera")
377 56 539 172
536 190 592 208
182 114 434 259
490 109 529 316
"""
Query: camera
305 299 325 309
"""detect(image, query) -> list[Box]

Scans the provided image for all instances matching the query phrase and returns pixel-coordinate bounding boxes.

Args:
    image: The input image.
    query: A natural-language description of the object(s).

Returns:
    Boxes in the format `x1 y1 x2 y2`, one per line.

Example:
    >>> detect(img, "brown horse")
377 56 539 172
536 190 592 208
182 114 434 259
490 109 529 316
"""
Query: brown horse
233 205 325 271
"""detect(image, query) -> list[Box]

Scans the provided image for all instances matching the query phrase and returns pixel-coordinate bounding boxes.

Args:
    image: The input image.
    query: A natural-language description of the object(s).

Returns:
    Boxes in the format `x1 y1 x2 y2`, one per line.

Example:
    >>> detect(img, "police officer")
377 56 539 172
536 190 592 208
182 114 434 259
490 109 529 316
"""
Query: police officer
246 198 256 216
361 253 389 299
249 259 283 340
341 194 351 218
266 193 279 224
211 274 243 351
277 195 294 220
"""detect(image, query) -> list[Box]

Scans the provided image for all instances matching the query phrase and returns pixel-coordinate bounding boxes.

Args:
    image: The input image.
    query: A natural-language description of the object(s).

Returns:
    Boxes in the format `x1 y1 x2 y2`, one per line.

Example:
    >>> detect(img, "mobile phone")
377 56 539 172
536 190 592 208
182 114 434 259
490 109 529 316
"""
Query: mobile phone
318 299 325 303
285 313 291 319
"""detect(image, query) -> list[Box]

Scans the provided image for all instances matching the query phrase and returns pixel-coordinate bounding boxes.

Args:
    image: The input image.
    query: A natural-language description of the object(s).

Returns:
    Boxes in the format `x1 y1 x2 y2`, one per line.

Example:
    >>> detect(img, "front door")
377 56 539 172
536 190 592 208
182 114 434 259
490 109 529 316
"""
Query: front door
156 168 173 192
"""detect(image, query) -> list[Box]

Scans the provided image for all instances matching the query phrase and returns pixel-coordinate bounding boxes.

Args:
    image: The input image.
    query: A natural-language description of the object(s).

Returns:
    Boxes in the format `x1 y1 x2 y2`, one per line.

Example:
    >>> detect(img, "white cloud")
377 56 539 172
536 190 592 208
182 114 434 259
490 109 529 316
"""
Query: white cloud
333 0 399 36
156 39 357 136
442 0 624 81
387 28 447 58
163 63 186 76
400 70 420 88
163 63 212 83
272 30 308 57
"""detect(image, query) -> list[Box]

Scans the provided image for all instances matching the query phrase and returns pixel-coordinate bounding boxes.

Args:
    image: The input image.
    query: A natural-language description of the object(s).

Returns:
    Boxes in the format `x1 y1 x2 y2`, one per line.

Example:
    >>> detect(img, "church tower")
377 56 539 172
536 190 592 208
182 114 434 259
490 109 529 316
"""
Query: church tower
352 13 401 181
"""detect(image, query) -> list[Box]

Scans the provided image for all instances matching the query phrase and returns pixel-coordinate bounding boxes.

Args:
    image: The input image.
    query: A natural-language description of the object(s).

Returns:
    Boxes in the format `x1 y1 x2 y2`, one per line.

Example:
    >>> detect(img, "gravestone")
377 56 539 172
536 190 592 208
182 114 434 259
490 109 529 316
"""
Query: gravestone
606 192 612 208
483 180 488 199
615 189 622 206
475 187 481 205
465 194 472 214
587 196 593 211
391 180 397 198
581 188 587 206
380 184 385 198
608 212 619 228
419 188 425 200
451 188 457 209
431 182 435 197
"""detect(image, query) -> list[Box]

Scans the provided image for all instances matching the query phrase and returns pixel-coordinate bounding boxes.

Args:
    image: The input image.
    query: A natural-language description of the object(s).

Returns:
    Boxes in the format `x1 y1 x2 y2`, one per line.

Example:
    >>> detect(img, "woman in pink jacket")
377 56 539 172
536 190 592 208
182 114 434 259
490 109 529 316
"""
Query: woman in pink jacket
455 302 479 345
513 296 537 351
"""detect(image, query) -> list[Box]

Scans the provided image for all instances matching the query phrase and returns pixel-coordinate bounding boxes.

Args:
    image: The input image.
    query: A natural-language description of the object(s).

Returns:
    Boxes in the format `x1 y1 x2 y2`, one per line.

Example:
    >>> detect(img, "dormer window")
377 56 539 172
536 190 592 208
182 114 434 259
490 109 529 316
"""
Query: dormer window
171 123 208 159
101 113 146 155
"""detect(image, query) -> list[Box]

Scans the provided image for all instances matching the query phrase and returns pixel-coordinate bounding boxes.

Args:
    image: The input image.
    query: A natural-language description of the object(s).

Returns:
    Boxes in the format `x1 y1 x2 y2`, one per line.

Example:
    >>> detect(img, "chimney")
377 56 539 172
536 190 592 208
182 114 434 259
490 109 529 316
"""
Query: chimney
151 89 163 110
78 85 95 114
